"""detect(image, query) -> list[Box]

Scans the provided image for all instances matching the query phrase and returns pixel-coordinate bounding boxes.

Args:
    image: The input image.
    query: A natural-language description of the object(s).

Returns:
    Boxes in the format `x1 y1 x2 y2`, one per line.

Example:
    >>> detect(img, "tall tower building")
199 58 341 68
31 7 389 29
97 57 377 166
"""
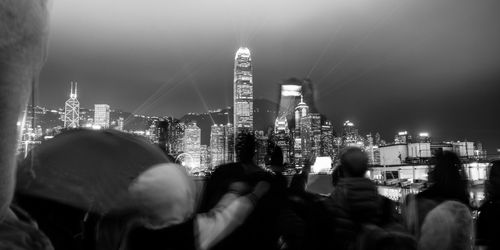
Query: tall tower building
210 124 226 167
183 122 201 169
94 104 110 128
293 96 309 167
233 47 253 160
224 123 235 163
273 118 291 164
342 120 360 147
64 81 80 128
309 113 322 158
320 120 334 157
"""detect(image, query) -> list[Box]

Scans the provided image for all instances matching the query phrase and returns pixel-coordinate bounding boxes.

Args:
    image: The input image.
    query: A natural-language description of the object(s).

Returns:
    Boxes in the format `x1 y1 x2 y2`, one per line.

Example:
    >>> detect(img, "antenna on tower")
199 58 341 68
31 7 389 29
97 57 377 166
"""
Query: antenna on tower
74 81 78 98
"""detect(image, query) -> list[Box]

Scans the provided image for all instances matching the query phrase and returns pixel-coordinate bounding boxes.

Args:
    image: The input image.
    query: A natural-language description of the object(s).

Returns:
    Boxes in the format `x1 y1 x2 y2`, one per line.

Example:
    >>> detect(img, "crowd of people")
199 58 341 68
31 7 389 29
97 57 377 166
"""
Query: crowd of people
0 128 498 250
1 1 500 249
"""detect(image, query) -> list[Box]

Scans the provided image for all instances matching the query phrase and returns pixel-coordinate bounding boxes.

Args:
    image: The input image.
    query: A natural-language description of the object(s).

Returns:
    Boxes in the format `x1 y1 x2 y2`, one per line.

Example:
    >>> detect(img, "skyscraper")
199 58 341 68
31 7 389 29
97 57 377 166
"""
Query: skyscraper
342 120 361 147
210 124 225 167
309 113 322 158
320 120 334 157
183 122 201 169
200 145 210 171
224 123 235 163
233 47 253 160
255 130 269 167
94 104 110 128
293 96 309 166
168 120 185 156
64 81 80 128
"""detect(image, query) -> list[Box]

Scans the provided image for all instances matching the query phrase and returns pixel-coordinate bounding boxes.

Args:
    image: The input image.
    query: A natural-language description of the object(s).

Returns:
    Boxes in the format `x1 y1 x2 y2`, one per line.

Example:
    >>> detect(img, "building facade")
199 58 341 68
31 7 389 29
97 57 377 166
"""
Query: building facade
64 81 80 128
183 122 201 169
94 104 110 128
233 47 253 160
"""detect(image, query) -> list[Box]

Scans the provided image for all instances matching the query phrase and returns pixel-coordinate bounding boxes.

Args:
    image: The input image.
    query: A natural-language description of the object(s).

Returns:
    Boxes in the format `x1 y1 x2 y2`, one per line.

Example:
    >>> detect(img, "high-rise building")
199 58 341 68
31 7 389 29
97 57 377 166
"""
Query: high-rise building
309 113 322 158
156 119 169 151
94 104 110 128
273 118 292 164
116 117 124 131
200 145 210 171
395 131 411 144
210 124 226 167
366 133 382 165
233 47 253 160
255 130 269 167
224 123 235 163
168 120 185 156
320 120 334 158
293 96 309 166
277 79 303 128
64 81 80 128
342 120 361 147
183 122 201 169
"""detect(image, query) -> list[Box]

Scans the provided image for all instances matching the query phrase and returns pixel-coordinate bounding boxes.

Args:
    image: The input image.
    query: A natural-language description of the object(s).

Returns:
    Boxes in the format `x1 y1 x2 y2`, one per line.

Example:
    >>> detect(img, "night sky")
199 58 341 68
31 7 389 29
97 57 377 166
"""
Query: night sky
38 0 500 152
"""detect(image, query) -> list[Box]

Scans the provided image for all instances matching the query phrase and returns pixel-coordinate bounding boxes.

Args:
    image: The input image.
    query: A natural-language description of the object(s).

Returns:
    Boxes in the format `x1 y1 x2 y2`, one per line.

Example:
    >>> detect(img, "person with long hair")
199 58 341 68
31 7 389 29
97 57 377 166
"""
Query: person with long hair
476 160 500 250
417 151 469 205
404 151 471 242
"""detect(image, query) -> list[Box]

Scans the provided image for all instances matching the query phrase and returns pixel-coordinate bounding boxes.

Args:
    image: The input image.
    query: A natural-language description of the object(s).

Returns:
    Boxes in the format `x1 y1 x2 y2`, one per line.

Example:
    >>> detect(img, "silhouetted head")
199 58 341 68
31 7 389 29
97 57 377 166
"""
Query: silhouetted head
270 146 284 167
427 151 469 204
236 131 256 163
339 147 369 178
486 160 500 200
331 166 344 186
419 201 473 250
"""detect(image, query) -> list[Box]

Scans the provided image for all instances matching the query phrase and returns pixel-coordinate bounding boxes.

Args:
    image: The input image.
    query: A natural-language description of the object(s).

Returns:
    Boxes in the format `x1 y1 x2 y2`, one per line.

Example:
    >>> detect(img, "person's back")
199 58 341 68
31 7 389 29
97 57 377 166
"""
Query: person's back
476 160 500 249
200 133 286 250
201 162 285 250
404 151 470 239
324 148 410 250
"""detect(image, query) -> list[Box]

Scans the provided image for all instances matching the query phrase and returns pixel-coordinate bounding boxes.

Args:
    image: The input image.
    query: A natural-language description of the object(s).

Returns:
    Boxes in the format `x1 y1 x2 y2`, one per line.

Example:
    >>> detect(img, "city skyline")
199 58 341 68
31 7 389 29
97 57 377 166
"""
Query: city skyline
36 0 500 152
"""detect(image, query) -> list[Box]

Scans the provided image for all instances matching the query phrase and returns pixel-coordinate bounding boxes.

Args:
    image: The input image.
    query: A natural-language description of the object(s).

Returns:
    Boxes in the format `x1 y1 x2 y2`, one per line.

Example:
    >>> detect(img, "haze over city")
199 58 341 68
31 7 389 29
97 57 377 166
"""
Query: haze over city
38 0 500 152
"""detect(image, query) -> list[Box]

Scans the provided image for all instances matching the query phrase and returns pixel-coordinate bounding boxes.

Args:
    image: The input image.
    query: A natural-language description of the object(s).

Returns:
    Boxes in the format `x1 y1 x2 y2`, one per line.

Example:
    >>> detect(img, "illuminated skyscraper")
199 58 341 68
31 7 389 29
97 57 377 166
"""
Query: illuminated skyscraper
273 118 291 163
64 81 80 128
94 104 110 128
224 124 235 163
293 96 309 166
210 124 225 167
233 47 253 160
309 113 322 158
183 122 201 169
320 120 334 157
168 120 185 156
342 120 362 147
200 145 210 171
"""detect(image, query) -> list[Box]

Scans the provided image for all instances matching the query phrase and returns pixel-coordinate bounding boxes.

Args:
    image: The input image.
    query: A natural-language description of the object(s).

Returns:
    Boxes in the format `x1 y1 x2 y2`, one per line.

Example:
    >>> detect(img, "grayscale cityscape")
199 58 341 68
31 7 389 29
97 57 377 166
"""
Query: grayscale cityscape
2 0 500 249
